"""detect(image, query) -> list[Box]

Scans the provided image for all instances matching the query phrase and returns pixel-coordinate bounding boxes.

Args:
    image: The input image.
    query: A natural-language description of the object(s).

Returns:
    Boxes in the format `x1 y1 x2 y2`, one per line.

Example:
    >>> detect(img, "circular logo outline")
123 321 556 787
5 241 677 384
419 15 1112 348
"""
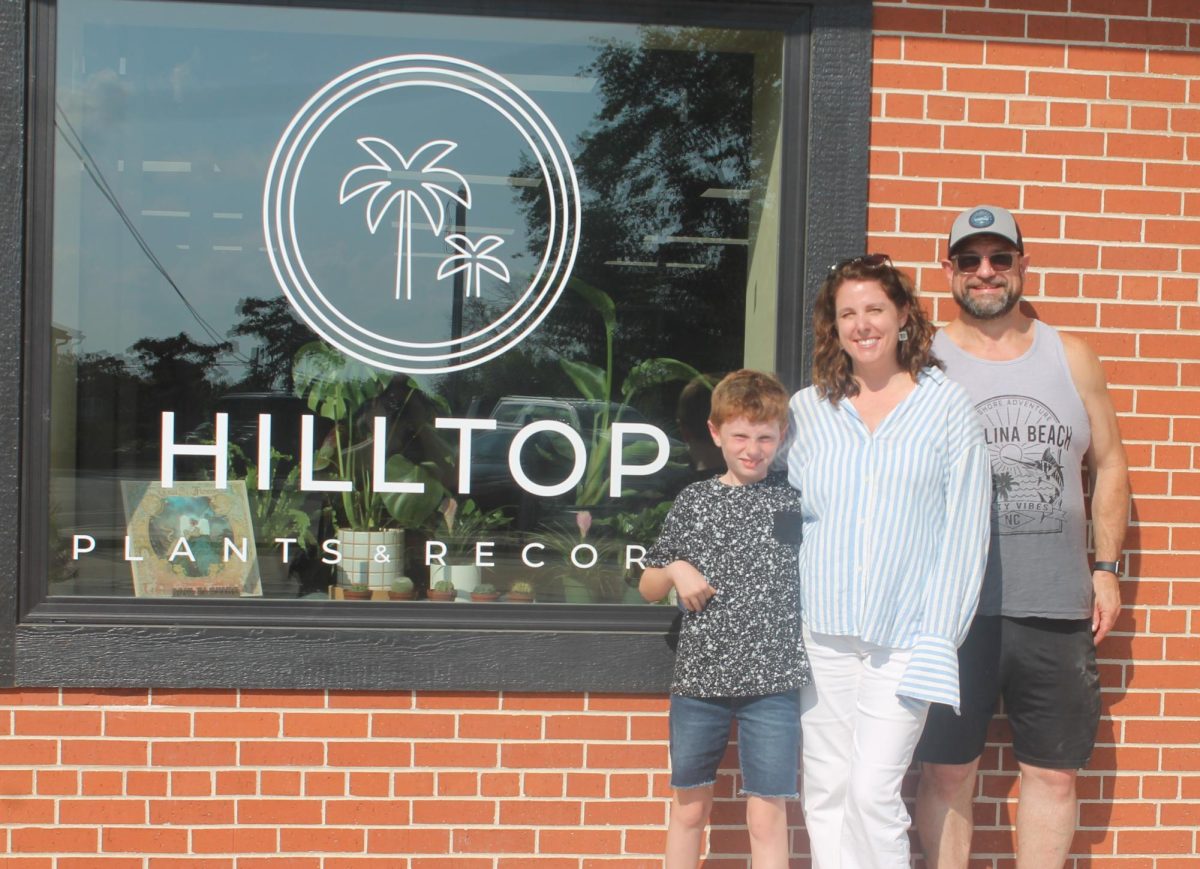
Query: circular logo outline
263 55 581 374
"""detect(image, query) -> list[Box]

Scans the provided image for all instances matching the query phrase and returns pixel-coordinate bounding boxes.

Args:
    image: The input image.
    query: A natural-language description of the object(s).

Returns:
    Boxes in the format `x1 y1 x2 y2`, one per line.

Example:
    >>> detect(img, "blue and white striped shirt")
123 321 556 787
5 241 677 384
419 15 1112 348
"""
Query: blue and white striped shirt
787 366 991 711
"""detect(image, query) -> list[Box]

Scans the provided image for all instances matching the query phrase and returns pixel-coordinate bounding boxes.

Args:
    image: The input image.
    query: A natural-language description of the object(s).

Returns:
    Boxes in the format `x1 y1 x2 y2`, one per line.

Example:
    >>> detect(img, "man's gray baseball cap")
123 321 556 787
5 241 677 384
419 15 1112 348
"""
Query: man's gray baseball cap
948 205 1024 254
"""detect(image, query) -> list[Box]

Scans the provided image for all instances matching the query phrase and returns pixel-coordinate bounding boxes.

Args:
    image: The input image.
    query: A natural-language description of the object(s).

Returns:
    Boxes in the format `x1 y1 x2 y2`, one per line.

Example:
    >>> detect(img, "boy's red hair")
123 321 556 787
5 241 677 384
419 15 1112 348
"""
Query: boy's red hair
708 369 790 428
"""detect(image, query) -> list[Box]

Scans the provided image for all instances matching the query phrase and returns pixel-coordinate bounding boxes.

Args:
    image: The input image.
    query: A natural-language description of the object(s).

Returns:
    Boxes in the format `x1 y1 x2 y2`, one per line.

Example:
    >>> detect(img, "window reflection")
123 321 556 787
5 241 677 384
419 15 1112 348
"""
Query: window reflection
49 0 785 605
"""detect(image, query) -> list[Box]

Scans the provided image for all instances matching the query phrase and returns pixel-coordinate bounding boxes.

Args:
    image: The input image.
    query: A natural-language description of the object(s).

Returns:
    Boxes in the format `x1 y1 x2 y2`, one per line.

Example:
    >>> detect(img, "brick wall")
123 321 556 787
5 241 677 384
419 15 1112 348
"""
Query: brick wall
870 1 1200 867
0 689 681 867
2 1 1198 866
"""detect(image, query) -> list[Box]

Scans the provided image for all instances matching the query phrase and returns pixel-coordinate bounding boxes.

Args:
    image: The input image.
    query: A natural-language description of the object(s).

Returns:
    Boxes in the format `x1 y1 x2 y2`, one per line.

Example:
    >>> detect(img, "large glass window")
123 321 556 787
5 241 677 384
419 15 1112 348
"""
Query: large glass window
46 0 789 608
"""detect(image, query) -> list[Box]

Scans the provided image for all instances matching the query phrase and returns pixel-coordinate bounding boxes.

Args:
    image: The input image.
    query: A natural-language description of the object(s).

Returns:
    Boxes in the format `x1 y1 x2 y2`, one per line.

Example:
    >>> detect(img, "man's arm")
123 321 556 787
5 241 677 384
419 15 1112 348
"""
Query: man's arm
1062 333 1131 644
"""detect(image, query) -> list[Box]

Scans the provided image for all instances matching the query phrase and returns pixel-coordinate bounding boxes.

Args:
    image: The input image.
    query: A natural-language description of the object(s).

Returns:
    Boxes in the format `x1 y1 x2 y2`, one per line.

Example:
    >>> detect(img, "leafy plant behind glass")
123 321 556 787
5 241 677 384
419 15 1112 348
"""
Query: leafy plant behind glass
227 443 316 551
436 497 513 563
292 342 449 532
529 509 622 602
558 278 700 506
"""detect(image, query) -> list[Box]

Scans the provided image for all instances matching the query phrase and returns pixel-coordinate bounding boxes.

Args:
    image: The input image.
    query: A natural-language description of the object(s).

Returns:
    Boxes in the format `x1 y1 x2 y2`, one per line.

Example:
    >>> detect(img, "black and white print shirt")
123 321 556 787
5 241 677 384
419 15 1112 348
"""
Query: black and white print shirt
645 471 811 698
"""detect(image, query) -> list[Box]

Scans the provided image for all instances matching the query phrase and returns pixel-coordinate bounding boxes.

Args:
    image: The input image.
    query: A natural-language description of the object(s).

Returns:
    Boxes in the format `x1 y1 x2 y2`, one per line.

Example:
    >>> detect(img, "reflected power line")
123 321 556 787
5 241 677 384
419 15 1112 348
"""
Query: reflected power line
54 104 251 365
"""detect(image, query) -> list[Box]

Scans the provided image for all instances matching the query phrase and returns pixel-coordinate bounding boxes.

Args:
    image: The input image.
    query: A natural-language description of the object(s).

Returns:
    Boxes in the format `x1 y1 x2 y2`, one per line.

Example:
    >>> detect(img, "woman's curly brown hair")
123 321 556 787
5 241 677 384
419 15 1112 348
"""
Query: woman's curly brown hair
811 256 940 404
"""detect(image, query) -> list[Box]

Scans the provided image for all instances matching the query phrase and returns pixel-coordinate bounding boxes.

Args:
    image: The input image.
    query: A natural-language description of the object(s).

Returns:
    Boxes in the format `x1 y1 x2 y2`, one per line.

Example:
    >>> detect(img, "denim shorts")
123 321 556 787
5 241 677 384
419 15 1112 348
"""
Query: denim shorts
669 691 801 798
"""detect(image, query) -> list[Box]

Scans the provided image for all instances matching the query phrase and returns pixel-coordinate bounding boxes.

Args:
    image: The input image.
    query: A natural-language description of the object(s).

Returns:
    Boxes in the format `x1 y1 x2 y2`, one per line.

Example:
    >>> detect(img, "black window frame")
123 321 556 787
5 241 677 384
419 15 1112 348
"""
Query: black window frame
2 0 871 690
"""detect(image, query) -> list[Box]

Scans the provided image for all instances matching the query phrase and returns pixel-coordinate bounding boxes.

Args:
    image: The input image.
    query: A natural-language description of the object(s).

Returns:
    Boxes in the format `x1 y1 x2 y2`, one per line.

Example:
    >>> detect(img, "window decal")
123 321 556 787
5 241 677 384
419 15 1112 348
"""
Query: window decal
263 54 581 374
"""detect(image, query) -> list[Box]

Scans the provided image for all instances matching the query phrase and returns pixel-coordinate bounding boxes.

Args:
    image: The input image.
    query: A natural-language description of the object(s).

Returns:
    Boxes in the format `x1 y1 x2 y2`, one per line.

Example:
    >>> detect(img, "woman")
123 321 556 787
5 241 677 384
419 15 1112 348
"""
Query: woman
787 254 990 868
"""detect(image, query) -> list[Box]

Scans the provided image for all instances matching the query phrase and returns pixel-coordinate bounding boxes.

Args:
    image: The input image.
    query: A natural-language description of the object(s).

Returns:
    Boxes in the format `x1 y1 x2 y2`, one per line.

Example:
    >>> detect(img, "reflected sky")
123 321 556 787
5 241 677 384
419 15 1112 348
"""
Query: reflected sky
53 0 635 367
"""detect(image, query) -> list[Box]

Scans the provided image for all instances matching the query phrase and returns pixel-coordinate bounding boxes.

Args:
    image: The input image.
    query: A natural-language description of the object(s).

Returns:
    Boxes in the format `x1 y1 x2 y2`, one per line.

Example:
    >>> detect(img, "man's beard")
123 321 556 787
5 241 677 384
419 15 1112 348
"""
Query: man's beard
954 281 1020 320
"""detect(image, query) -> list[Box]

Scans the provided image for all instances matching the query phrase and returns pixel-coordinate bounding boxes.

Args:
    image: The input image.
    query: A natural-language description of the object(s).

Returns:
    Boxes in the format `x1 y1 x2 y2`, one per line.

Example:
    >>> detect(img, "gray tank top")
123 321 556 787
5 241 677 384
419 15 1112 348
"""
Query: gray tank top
934 322 1092 618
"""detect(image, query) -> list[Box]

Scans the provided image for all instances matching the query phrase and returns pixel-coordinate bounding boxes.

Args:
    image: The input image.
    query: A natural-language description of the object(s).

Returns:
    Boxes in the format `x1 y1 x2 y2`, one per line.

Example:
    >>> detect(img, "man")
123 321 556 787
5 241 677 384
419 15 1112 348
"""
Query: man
914 205 1130 869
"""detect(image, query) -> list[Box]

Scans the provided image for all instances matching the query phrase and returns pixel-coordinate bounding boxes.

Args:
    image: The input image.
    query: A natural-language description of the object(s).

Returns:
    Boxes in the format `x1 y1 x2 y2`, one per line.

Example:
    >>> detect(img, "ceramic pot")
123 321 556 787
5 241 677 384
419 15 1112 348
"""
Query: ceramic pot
336 529 403 590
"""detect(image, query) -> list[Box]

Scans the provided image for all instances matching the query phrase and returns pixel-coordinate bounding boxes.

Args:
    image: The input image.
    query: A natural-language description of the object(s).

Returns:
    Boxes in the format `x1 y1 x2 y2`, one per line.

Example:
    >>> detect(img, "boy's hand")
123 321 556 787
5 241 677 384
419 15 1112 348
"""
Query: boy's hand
671 561 716 612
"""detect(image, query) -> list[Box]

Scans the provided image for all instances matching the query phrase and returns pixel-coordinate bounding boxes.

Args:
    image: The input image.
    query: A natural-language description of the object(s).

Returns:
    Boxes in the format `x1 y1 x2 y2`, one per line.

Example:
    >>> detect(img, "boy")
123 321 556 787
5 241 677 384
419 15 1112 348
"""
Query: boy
640 369 809 869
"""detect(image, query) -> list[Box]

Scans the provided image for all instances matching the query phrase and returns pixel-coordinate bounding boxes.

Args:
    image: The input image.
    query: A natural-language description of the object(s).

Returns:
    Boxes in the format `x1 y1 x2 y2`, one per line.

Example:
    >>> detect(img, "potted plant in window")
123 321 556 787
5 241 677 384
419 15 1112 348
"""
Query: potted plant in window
427 578 456 602
506 580 535 603
593 501 673 604
531 509 622 603
388 576 415 600
469 582 500 602
293 342 450 592
429 497 512 598
341 582 372 600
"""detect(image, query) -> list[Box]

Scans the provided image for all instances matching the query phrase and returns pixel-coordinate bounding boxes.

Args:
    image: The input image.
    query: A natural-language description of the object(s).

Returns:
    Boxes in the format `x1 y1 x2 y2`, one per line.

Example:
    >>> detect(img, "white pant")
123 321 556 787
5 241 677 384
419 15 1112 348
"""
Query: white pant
799 629 931 869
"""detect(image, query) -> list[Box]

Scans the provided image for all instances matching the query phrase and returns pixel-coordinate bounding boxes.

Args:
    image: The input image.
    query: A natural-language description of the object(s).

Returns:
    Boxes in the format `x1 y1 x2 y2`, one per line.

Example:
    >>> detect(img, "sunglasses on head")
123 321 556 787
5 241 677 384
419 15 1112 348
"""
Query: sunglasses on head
951 252 1016 273
828 252 893 274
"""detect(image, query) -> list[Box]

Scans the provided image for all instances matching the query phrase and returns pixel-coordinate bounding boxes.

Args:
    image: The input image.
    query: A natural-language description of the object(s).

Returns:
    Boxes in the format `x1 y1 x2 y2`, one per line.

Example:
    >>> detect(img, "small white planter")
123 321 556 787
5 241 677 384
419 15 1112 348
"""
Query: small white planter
336 529 404 589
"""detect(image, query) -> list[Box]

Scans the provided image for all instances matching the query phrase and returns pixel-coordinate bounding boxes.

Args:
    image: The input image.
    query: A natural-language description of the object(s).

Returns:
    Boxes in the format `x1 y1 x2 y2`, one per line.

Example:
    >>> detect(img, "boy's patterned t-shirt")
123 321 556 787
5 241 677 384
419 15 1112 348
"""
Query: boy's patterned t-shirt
645 471 811 697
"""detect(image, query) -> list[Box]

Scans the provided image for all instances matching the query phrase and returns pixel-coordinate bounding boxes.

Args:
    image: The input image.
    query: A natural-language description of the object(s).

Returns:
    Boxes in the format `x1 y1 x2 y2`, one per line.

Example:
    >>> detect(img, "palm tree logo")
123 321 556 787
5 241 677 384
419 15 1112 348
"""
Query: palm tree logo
437 234 510 298
266 54 580 373
338 137 472 301
992 471 1014 503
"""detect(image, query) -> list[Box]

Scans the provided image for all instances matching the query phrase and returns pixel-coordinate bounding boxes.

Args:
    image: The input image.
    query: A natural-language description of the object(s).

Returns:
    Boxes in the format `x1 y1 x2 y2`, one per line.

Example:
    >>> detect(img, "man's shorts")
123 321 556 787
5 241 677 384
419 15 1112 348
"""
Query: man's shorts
669 691 801 798
914 615 1100 770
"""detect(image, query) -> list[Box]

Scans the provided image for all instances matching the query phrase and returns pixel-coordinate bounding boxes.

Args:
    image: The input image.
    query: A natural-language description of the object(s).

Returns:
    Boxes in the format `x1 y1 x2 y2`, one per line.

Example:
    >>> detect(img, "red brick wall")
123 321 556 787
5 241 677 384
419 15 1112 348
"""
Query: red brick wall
0 689 680 867
3 1 1198 866
870 1 1200 866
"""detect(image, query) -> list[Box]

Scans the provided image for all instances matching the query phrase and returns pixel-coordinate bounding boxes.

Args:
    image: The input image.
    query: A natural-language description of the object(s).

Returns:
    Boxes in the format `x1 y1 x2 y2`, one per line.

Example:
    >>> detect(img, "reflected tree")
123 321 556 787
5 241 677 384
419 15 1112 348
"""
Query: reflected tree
449 27 776 440
229 295 317 393
130 331 232 437
512 29 772 373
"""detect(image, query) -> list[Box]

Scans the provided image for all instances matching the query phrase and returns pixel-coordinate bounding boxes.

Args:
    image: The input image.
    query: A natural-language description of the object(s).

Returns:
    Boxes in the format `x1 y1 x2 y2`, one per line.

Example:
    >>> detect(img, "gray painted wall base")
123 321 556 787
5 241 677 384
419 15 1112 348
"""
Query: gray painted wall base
17 626 677 691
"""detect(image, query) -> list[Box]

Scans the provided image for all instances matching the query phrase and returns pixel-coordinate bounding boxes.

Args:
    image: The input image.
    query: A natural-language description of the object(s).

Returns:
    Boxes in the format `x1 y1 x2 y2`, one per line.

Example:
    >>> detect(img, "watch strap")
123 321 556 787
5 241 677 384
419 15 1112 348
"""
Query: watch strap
1093 560 1122 575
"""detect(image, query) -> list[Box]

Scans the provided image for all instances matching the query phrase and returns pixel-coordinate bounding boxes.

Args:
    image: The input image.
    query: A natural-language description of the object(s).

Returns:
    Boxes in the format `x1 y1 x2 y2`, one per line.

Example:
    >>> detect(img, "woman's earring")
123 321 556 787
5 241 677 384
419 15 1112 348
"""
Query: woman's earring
898 329 909 342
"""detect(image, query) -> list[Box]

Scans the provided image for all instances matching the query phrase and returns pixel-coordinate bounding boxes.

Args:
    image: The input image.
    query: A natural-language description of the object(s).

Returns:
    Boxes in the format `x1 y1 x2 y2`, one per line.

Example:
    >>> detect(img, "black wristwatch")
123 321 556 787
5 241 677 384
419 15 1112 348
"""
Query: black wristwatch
1093 560 1123 575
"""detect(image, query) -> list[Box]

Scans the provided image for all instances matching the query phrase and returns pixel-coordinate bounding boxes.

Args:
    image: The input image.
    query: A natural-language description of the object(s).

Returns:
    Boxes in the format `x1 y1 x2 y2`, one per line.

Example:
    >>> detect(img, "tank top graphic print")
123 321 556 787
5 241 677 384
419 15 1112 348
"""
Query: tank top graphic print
934 322 1092 618
979 393 1074 536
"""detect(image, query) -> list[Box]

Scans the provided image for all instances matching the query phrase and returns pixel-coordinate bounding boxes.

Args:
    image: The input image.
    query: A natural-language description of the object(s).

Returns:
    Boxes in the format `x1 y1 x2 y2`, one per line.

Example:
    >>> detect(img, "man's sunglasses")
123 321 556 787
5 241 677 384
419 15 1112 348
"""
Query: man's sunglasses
950 252 1016 273
829 252 893 274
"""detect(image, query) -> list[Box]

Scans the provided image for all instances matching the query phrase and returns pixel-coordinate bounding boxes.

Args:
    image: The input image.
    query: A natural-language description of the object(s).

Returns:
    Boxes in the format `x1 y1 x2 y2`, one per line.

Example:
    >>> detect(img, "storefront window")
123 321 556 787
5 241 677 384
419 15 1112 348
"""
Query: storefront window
47 0 788 607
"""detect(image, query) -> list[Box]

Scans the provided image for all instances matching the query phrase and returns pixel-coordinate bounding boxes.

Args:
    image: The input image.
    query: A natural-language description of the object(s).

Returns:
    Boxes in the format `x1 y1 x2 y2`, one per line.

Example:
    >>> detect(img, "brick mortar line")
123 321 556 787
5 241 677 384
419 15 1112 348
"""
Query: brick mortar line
873 144 1200 156
876 7 1194 25
875 36 1200 57
872 70 1199 80
876 136 1197 151
867 206 1198 217
870 80 1193 94
874 2 1194 21
871 62 1191 73
866 211 1200 225
867 185 1189 193
872 127 1200 140
872 106 1199 115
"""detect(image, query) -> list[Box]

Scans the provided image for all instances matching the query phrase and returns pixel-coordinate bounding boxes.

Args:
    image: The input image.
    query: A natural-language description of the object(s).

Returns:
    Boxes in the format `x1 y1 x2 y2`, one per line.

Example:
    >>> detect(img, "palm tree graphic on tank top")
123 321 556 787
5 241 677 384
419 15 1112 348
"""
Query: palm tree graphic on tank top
977 394 1071 535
